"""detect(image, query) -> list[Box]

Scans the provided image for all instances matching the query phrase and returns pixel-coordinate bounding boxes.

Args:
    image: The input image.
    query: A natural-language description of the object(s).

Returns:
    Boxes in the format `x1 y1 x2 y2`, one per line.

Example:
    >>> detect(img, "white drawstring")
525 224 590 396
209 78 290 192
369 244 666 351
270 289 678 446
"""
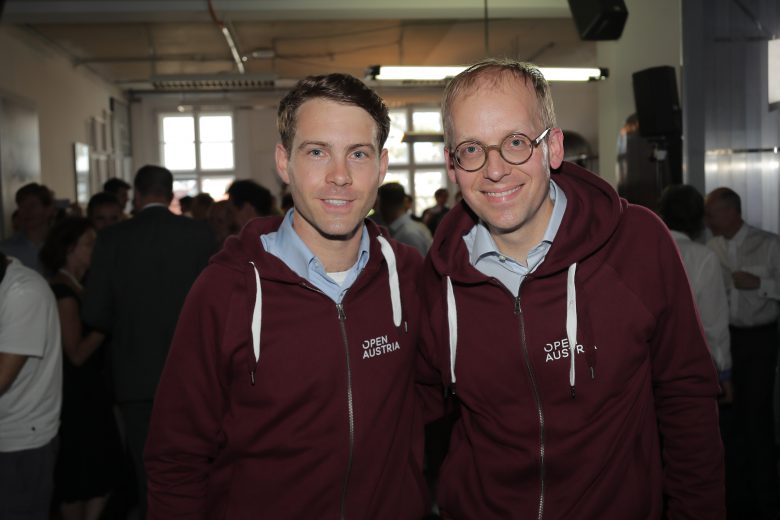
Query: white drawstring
446 264 579 396
446 276 458 384
566 263 578 397
377 236 402 327
249 261 262 364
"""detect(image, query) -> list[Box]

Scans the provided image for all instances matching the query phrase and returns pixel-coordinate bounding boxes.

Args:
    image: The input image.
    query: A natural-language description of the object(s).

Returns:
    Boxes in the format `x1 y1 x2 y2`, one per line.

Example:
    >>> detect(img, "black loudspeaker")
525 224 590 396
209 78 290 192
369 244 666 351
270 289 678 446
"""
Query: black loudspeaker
567 0 628 40
632 66 682 138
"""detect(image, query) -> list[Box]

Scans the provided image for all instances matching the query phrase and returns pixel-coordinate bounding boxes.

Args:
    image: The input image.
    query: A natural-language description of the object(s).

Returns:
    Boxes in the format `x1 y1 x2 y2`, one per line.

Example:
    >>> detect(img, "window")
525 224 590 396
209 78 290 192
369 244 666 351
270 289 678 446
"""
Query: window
159 111 236 205
385 107 448 216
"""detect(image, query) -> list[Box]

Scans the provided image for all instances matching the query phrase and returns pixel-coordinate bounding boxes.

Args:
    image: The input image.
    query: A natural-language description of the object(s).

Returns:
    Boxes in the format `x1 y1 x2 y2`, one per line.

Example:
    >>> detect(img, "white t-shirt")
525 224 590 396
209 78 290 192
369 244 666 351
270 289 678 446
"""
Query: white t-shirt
0 258 62 452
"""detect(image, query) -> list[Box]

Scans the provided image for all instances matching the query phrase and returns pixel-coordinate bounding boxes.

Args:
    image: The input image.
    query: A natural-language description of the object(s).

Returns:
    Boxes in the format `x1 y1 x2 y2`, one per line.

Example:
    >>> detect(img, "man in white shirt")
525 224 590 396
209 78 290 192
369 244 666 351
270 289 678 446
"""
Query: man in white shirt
377 182 432 255
659 185 731 385
0 252 63 520
706 186 780 519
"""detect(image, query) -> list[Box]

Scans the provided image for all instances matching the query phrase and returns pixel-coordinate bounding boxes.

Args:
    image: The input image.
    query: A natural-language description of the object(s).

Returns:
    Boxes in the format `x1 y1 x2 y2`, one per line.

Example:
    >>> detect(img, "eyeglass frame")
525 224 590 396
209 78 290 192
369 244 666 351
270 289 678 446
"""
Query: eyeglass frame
449 127 552 172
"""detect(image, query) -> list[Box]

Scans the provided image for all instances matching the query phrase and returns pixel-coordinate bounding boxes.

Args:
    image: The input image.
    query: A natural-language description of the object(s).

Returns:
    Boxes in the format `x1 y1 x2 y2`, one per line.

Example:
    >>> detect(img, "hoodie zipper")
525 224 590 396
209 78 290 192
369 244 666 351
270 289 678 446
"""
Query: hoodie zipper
296 283 356 519
515 292 546 520
335 302 355 520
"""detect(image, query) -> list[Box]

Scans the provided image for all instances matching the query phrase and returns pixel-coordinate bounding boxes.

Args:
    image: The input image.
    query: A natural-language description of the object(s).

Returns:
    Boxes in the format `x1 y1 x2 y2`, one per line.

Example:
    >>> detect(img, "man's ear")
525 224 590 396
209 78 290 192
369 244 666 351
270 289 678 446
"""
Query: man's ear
275 143 291 184
547 127 565 170
445 148 459 185
378 148 389 185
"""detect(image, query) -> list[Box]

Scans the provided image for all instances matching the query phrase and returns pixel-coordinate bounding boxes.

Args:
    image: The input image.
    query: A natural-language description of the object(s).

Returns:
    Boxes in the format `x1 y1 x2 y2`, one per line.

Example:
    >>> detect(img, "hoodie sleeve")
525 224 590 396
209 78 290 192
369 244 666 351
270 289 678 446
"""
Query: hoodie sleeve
144 264 236 519
416 254 447 424
641 213 726 519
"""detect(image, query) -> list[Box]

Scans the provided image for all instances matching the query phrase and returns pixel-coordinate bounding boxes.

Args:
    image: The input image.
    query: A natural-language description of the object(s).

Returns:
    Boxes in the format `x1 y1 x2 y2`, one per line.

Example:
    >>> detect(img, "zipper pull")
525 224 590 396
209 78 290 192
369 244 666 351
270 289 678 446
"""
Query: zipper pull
514 296 521 316
250 369 256 386
587 345 597 380
336 303 346 321
445 383 457 398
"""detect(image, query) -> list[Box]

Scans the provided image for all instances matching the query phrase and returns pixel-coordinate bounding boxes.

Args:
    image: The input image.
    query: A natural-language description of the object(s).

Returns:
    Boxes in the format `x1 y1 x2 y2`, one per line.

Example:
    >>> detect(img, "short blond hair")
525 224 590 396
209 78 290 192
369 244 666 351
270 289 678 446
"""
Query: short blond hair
442 58 557 149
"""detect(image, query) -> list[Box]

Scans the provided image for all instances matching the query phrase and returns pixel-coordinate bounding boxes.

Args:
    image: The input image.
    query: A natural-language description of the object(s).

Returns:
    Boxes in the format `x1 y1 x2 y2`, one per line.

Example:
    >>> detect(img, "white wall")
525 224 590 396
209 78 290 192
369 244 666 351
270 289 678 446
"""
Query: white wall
551 81 600 169
597 0 682 187
0 27 124 201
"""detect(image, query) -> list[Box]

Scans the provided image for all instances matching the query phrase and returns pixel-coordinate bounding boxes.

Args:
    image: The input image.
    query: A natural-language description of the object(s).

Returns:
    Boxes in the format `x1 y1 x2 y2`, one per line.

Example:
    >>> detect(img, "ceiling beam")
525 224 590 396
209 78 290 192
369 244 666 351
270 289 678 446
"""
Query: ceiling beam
4 0 571 23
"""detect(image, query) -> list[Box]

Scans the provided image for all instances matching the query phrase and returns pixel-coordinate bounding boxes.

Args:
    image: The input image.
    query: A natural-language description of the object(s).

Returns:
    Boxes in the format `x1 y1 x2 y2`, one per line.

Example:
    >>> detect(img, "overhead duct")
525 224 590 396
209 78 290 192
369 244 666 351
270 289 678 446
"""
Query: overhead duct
150 74 277 91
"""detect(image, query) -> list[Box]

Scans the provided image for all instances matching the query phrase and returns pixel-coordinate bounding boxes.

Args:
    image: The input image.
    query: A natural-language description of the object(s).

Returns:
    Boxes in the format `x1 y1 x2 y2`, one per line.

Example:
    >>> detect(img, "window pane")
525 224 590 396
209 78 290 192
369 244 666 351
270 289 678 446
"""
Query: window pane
200 142 235 170
412 110 443 132
164 143 196 171
201 176 235 201
387 110 409 165
414 170 447 216
383 171 410 194
199 115 233 142
162 116 195 143
413 142 445 164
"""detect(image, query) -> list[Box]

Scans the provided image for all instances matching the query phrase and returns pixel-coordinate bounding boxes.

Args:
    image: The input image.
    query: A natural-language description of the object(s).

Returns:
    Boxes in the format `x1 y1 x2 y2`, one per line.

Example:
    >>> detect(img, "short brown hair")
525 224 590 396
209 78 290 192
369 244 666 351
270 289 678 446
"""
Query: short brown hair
134 165 173 199
15 183 53 207
277 73 390 154
442 58 557 149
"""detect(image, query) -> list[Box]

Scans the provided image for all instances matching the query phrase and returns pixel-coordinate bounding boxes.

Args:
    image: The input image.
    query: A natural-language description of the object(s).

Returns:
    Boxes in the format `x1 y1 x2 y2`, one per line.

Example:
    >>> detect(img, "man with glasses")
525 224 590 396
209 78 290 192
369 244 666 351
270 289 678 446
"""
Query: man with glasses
418 58 725 519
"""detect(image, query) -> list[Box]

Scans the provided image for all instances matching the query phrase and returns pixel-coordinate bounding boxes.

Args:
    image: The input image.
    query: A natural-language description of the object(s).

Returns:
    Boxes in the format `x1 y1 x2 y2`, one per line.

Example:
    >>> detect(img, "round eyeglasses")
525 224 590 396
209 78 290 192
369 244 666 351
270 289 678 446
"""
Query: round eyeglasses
451 128 551 172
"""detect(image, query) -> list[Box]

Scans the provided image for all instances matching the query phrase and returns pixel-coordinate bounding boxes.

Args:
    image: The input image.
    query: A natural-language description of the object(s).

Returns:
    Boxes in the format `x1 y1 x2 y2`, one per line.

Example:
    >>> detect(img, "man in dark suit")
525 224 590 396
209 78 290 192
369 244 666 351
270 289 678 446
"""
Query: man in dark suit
82 165 217 517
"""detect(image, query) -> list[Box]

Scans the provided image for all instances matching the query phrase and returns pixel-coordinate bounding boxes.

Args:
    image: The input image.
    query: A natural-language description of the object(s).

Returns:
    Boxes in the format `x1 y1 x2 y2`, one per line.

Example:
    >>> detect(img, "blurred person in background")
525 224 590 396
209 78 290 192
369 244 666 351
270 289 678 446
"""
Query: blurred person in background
103 178 131 217
0 250 63 520
190 193 214 221
40 217 123 520
226 179 275 228
87 192 123 232
0 183 56 274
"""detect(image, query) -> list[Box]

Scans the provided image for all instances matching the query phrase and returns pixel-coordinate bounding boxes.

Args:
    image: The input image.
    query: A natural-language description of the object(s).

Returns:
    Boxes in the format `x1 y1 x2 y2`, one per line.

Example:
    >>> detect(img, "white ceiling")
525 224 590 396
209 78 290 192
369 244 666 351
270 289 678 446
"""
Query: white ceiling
2 0 595 92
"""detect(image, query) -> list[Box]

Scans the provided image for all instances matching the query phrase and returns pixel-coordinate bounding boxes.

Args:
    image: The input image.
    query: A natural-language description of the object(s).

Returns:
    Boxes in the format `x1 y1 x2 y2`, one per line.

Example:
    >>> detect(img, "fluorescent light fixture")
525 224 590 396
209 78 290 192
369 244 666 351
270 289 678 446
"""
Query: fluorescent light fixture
540 67 607 82
221 26 245 74
368 65 607 82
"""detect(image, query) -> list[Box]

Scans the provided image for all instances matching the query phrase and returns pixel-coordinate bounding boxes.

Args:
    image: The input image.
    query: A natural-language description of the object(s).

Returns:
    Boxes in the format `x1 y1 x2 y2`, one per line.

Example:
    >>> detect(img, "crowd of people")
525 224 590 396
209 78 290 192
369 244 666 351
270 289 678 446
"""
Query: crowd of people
0 59 778 520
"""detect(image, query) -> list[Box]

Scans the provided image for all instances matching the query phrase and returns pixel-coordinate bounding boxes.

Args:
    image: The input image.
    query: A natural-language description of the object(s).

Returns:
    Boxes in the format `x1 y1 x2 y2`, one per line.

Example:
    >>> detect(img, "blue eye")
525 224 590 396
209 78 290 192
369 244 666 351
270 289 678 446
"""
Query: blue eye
353 150 367 159
504 135 530 150
461 144 481 156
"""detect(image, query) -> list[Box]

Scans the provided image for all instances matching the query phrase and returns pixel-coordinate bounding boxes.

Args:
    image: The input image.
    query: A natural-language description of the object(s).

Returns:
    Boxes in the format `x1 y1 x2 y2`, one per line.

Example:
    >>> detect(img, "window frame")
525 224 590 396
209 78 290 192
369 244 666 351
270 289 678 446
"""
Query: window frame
158 108 236 197
386 105 449 216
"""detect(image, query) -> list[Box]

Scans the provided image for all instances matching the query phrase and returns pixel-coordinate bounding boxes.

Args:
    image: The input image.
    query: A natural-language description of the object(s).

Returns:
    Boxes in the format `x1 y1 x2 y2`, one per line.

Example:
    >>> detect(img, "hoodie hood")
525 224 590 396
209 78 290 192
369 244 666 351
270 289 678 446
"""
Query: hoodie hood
430 161 624 396
210 215 403 369
430 161 623 281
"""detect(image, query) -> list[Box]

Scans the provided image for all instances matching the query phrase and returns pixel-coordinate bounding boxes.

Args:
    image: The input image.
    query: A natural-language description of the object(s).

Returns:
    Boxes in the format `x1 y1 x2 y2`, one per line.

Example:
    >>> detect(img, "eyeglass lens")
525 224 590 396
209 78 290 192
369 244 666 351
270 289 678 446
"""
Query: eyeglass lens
455 133 535 171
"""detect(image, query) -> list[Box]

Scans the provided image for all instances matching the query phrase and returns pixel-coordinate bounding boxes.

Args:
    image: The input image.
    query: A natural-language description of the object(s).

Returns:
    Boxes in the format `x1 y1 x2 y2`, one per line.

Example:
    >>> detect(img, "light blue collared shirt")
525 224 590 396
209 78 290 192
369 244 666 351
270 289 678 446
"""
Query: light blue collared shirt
260 209 370 303
463 180 567 295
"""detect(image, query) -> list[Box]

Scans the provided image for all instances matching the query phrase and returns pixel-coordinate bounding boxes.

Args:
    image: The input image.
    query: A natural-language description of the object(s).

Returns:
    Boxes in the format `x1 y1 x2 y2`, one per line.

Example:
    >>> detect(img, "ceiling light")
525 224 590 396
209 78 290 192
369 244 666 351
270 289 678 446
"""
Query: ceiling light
367 65 608 82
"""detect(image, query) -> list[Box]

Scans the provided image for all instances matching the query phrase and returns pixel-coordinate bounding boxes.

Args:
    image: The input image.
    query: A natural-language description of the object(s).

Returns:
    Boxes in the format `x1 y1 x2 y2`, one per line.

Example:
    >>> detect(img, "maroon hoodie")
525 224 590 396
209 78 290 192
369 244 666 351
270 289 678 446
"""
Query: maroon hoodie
420 162 725 519
145 216 428 519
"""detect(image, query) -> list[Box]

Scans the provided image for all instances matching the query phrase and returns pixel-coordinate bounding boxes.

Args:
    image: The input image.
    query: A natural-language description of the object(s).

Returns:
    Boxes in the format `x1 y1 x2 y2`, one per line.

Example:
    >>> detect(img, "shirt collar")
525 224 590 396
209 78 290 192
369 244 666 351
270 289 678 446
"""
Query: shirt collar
468 179 567 265
140 202 169 210
730 222 749 246
267 209 370 281
669 229 692 242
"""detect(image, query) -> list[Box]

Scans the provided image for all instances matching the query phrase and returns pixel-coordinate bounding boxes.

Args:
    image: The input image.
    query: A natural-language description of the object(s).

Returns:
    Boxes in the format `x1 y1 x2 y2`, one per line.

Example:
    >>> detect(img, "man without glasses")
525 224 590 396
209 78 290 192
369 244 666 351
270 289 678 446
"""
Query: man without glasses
145 73 428 519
